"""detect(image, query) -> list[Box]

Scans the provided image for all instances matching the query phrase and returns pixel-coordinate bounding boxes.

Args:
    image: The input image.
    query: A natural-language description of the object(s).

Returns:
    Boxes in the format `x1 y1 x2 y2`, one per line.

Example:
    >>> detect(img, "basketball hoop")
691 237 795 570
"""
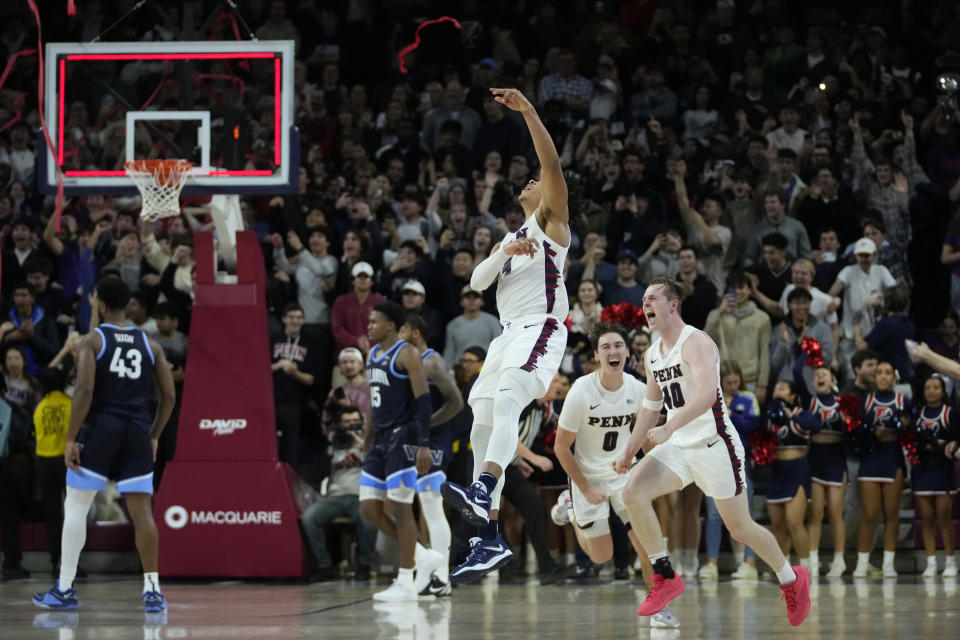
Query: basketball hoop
124 159 192 221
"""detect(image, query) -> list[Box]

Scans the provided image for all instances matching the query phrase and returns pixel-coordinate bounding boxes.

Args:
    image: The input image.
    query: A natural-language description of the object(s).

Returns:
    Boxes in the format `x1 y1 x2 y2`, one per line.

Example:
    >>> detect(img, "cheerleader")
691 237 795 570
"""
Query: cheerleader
765 380 821 569
914 375 960 578
793 356 848 577
853 361 909 578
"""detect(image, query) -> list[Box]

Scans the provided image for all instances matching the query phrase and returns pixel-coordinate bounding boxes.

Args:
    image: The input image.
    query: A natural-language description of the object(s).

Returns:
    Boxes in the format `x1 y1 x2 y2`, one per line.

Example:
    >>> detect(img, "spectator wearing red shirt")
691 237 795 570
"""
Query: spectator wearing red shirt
330 262 384 356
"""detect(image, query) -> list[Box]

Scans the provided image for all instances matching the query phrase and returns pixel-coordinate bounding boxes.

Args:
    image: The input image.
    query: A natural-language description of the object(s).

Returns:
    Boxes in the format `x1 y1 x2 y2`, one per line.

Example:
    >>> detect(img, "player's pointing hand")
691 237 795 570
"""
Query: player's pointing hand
490 88 533 113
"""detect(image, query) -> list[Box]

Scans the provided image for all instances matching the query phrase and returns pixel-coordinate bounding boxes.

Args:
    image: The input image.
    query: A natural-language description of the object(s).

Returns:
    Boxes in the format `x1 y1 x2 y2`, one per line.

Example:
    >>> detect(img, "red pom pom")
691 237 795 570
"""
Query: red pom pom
800 336 824 368
748 428 778 466
563 315 573 331
838 393 862 432
600 302 648 330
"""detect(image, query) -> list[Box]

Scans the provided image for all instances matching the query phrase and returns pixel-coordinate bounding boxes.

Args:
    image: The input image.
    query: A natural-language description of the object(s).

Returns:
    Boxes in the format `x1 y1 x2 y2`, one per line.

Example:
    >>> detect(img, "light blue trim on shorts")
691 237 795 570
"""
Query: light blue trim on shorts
359 470 386 490
66 466 108 491
416 470 446 493
117 472 154 494
386 466 418 490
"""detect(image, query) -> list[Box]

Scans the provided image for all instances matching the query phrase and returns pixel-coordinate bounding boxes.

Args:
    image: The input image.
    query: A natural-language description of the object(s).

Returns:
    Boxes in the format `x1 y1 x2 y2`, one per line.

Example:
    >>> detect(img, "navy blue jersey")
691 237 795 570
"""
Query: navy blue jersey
808 394 844 435
91 324 156 423
422 349 446 413
367 340 416 431
917 405 959 441
864 391 908 431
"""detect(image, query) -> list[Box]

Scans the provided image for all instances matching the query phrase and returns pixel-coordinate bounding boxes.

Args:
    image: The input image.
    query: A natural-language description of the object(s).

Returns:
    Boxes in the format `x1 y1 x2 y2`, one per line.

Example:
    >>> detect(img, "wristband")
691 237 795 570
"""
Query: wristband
642 397 663 412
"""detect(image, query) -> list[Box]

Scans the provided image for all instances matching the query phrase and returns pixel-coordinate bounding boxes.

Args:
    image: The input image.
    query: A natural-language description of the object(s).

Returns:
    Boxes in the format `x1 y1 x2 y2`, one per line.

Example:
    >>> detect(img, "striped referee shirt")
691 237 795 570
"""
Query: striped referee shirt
510 401 552 466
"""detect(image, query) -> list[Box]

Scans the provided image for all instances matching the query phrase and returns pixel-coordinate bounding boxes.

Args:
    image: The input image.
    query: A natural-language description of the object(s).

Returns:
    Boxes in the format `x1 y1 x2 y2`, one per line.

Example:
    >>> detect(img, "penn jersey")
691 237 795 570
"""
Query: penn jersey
646 324 734 447
496 211 569 323
809 394 844 435
917 405 958 442
864 391 908 431
91 323 155 424
558 371 645 476
367 340 415 431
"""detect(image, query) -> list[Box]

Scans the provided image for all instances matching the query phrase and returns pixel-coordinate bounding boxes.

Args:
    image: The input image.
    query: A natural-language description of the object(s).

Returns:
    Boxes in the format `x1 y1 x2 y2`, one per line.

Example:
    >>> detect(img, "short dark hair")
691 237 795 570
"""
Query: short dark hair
12 282 35 297
153 302 179 320
399 239 424 257
861 217 885 234
851 349 880 371
402 312 431 344
23 256 53 277
884 286 908 313
726 271 751 290
761 232 789 250
96 277 131 311
776 148 797 161
786 287 813 303
678 244 700 259
646 275 685 302
453 247 475 261
282 302 304 316
306 225 330 240
373 301 406 331
337 405 363 422
464 345 486 361
590 322 630 352
39 366 68 394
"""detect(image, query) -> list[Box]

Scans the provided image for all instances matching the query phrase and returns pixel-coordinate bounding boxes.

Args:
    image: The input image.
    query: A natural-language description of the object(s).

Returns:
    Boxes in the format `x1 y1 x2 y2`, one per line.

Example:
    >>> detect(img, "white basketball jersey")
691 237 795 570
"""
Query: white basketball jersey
496 211 570 323
647 324 734 447
558 371 646 476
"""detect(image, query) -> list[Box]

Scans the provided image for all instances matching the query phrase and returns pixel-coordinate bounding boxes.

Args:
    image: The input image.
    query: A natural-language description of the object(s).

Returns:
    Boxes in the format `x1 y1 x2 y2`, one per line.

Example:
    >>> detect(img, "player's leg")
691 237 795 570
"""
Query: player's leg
936 494 958 576
417 489 451 587
677 485 702 576
879 471 903 576
825 480 847 576
917 495 937 576
854 481 882 576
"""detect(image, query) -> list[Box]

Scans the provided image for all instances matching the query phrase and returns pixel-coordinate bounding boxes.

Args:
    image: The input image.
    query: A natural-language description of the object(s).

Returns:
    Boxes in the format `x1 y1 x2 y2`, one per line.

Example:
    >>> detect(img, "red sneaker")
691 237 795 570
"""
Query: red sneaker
779 566 811 626
637 574 686 616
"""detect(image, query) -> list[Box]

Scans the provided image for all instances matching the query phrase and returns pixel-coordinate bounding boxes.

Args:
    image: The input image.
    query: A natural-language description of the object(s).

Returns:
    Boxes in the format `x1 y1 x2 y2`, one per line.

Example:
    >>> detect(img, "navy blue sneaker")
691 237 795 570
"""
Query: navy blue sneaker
449 536 513 584
143 590 167 613
32 585 78 610
441 481 491 525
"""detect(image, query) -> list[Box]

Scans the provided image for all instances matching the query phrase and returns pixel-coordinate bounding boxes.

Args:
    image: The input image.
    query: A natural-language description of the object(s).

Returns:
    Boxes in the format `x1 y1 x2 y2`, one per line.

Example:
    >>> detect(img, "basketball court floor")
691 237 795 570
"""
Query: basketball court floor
1 574 957 639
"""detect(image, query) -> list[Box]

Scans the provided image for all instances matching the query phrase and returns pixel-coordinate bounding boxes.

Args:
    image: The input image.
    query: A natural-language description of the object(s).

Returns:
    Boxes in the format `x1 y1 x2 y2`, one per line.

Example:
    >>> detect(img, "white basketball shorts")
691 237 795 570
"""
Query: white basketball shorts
644 433 747 500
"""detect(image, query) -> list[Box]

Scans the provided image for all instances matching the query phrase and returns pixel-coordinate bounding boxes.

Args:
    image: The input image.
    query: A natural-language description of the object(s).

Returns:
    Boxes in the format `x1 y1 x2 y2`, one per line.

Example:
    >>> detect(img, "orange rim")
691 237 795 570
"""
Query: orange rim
124 159 192 187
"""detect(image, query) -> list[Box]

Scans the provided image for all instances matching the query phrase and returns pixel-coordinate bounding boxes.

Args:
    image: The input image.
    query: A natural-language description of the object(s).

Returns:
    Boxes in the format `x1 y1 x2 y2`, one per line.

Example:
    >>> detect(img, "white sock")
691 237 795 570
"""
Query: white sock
946 555 958 567
58 486 97 592
809 550 819 567
396 567 414 585
776 561 797 585
144 572 161 593
856 552 870 569
882 550 895 567
565 552 575 566
418 492 451 581
414 543 431 565
684 548 698 569
649 551 669 564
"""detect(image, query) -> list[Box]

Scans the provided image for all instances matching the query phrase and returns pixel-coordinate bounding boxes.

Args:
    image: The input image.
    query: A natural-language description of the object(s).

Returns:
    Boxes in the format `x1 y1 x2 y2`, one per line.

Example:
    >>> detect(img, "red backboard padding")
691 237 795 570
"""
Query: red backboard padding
154 230 305 577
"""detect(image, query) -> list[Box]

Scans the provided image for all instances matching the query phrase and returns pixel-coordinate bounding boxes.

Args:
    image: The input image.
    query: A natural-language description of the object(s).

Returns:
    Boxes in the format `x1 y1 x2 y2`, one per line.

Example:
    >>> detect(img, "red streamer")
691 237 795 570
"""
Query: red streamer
396 17 462 74
800 335 824 368
0 92 27 134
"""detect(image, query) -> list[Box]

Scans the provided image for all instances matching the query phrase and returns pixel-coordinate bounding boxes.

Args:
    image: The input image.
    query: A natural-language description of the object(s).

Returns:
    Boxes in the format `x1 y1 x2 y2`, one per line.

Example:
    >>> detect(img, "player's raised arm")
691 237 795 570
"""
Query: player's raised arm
63 333 99 471
396 344 433 474
424 355 464 426
490 88 568 224
615 360 663 473
647 333 720 444
148 338 177 451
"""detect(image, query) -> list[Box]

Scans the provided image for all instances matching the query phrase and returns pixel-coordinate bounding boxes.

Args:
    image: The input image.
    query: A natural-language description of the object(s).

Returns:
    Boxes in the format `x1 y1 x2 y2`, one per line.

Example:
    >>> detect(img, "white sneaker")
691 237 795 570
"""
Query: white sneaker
697 562 718 581
414 549 444 595
942 558 958 578
687 551 699 576
550 489 572 526
922 560 937 578
373 579 419 602
882 564 897 578
651 606 680 628
731 562 758 580
826 557 846 577
807 560 820 577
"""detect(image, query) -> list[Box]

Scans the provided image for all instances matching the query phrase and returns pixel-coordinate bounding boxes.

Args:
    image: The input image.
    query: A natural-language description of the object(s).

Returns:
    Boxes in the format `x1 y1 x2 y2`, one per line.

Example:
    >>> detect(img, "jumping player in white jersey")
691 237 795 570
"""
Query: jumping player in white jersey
614 276 811 627
441 87 570 582
551 323 678 630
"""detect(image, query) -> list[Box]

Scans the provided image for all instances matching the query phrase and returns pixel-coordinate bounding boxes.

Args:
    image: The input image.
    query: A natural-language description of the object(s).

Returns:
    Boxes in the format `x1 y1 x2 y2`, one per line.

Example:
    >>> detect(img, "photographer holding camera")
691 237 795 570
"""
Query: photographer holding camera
301 404 376 582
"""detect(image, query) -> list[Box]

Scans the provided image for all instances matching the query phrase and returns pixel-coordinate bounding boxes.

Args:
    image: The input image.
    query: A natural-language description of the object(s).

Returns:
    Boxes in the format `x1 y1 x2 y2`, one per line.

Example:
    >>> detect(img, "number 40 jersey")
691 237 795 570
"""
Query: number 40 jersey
91 323 156 424
558 371 645 477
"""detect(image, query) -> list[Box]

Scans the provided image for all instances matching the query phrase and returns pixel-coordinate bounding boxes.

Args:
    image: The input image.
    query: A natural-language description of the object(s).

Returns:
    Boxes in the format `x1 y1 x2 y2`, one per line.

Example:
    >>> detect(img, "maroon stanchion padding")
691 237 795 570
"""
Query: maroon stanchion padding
153 230 305 577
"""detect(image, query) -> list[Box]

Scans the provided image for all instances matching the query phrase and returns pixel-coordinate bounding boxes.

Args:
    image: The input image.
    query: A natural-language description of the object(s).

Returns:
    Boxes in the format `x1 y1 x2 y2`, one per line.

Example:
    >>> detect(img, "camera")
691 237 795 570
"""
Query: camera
331 418 363 449
937 72 960 120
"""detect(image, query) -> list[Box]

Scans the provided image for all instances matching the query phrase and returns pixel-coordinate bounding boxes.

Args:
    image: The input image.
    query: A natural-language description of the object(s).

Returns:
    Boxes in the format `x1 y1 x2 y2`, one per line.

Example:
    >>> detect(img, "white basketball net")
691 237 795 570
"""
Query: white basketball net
124 159 192 221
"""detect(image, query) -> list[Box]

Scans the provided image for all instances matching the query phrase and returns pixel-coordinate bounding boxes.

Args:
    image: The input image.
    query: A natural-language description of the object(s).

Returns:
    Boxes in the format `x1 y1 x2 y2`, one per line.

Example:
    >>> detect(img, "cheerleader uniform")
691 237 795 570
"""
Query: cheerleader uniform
767 406 821 503
792 355 847 487
858 391 909 483
912 405 960 496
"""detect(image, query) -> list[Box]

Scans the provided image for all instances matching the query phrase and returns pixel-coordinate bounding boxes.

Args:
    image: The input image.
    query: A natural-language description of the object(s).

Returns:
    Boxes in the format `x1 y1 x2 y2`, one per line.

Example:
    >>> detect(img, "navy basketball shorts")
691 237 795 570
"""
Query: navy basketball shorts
416 425 453 494
858 441 903 483
67 413 155 494
809 441 847 487
767 457 812 503
359 423 418 504
912 456 957 496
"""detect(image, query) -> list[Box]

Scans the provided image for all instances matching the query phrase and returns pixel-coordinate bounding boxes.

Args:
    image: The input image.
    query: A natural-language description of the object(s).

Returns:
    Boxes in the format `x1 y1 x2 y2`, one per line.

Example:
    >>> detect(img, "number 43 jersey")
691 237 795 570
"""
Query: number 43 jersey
91 323 156 424
558 371 645 477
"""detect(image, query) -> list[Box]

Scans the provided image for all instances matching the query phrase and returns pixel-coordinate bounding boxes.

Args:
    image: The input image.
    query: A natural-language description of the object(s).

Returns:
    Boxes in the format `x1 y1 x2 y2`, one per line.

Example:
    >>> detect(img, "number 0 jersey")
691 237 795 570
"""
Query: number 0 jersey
92 323 156 424
558 371 645 477
647 324 734 447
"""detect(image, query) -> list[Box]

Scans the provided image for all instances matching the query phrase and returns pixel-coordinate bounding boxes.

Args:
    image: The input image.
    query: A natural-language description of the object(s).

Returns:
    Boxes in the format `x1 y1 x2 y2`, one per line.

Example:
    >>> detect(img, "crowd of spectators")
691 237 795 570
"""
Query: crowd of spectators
4 0 960 580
